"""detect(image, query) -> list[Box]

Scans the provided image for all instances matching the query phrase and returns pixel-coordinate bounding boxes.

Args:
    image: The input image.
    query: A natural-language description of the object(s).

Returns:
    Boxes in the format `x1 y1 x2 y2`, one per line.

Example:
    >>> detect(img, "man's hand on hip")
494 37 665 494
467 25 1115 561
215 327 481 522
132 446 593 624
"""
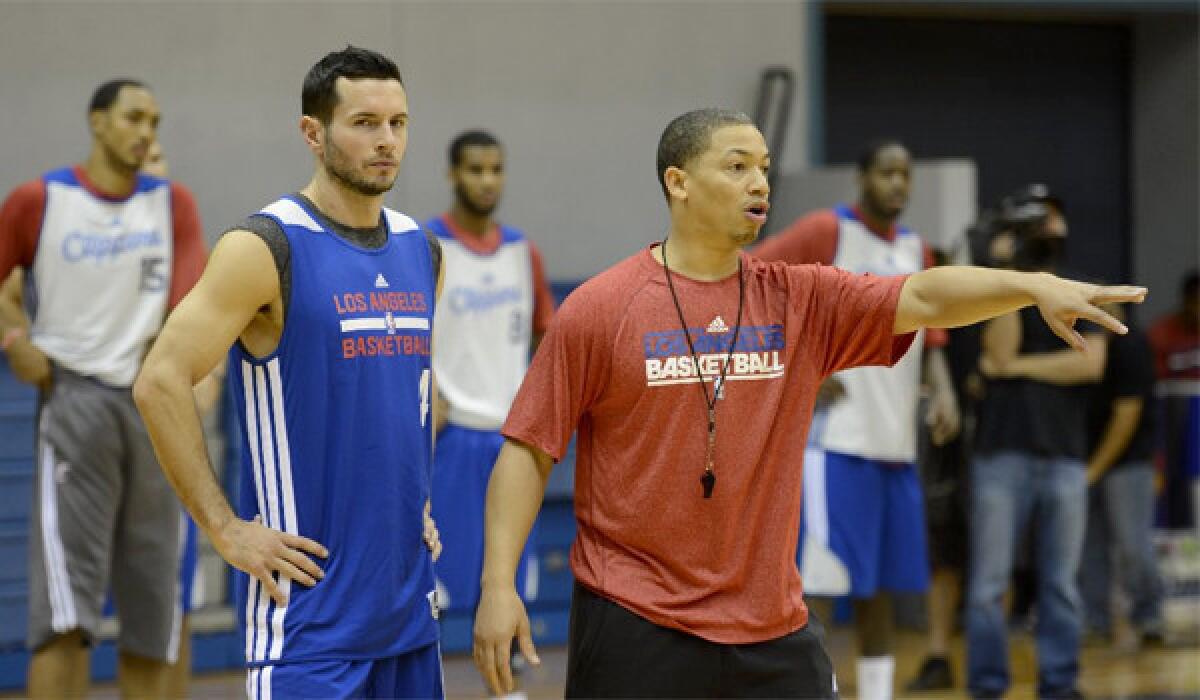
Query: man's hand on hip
213 516 327 606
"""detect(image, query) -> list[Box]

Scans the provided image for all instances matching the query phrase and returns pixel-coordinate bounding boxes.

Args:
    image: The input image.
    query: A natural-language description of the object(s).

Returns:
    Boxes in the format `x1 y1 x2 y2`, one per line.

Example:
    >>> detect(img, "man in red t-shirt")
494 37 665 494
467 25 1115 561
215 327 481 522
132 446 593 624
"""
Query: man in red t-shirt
470 108 1145 698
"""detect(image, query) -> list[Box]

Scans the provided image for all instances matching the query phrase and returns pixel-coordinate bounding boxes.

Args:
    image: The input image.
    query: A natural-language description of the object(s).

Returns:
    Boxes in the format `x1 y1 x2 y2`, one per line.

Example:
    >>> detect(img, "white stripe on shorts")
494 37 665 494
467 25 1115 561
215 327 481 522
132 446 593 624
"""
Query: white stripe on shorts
524 549 540 602
244 581 260 665
437 641 447 700
803 446 830 547
39 441 76 632
166 509 186 664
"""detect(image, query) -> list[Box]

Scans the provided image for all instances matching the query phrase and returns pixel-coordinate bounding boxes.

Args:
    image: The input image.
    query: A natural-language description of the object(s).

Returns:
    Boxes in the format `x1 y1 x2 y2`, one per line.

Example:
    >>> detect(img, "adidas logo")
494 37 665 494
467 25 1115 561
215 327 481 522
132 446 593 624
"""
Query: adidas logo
374 273 389 288
707 316 729 334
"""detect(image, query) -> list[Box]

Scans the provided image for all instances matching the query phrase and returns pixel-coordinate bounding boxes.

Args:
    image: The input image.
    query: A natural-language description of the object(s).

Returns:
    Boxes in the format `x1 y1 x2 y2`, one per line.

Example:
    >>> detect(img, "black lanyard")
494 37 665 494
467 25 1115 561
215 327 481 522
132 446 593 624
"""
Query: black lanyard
660 240 745 499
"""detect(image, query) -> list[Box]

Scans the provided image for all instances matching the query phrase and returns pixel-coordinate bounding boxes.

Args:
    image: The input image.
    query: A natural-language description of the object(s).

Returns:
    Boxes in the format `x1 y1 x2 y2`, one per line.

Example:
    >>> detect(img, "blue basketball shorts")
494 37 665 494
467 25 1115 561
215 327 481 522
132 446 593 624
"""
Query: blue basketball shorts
249 642 444 699
798 448 930 598
431 424 538 612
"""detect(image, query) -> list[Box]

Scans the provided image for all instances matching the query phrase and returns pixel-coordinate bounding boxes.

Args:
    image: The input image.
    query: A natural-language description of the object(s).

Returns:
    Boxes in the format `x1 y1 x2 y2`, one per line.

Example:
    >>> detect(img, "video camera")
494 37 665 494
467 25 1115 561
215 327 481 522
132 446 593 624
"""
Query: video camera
967 183 1065 271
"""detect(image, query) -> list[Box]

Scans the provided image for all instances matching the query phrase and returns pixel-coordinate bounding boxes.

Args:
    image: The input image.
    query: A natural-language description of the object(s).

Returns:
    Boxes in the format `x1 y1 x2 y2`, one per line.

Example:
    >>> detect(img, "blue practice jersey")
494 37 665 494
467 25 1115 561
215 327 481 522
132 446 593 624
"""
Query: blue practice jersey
229 196 438 666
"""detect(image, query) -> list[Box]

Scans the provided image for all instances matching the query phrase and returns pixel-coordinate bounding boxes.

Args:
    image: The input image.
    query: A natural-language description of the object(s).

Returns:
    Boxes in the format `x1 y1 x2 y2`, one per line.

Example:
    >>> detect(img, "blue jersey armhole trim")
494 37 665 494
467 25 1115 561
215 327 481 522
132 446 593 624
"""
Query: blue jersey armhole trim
134 173 170 194
42 167 78 186
499 224 525 244
424 216 453 240
231 199 294 366
281 194 326 235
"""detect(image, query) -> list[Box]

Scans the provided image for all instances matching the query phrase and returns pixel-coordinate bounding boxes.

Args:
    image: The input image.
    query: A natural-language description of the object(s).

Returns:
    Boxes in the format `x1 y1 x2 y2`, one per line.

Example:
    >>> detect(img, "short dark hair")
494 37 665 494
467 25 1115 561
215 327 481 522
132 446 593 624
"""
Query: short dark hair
856 139 907 172
449 130 501 167
302 46 403 124
88 79 147 114
656 108 754 200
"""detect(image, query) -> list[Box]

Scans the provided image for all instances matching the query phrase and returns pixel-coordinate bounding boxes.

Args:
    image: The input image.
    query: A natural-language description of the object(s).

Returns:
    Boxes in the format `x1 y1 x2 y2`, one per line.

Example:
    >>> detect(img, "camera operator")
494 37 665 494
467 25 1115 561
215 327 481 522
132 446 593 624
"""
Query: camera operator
965 185 1104 700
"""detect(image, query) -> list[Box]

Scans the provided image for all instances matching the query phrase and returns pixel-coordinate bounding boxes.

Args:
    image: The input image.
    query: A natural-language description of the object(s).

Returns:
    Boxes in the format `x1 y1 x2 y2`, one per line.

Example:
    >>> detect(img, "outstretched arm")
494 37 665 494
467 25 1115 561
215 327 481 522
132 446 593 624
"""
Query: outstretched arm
896 267 1145 350
134 231 326 605
474 438 553 695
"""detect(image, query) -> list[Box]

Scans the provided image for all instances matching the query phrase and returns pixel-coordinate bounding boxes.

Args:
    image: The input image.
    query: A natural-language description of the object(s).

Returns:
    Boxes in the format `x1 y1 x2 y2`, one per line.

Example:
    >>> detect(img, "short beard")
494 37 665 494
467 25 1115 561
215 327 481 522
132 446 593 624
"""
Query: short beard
323 129 395 196
732 228 759 246
866 193 903 221
454 182 496 218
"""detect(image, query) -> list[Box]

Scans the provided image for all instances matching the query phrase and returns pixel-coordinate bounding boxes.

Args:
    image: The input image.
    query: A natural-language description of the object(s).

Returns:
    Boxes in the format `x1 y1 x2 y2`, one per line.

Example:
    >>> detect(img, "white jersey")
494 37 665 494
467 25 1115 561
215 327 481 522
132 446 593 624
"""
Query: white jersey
429 216 536 431
816 206 927 462
29 168 174 387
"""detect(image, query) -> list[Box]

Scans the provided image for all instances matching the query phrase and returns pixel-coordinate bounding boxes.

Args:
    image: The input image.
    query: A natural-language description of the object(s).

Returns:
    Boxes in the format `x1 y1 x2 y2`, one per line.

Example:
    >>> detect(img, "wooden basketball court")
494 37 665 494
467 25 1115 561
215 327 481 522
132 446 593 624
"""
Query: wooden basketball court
63 624 1199 699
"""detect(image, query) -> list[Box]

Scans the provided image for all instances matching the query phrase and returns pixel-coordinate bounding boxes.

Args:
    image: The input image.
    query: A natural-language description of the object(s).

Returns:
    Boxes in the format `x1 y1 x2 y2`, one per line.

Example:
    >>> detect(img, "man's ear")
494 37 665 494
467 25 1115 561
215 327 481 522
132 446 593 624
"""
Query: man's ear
299 115 323 155
664 166 688 203
88 110 106 138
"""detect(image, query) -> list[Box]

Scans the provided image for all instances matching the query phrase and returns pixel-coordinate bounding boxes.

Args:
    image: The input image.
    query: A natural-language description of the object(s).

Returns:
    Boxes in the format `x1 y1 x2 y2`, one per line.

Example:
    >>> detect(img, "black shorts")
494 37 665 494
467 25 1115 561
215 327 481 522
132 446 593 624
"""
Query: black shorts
566 584 838 699
918 428 968 572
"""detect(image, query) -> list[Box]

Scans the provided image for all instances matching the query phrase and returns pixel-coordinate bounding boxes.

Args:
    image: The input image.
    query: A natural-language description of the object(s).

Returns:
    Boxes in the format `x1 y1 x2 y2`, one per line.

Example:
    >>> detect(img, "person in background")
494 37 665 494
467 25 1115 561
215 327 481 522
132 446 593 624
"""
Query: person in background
971 185 1102 700
427 129 555 700
0 138 218 699
1149 269 1199 530
754 139 960 700
0 79 206 699
1077 302 1164 647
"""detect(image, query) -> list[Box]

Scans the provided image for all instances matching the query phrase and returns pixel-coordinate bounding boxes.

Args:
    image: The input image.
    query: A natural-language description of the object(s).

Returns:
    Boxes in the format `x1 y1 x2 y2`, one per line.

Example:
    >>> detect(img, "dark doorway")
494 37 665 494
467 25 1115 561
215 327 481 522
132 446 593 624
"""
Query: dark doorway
823 13 1131 282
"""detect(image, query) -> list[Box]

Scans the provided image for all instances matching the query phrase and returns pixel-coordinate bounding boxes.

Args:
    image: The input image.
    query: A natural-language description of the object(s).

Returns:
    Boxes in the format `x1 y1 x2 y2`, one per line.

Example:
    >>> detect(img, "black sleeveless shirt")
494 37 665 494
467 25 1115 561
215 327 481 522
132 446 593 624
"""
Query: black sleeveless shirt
974 306 1093 460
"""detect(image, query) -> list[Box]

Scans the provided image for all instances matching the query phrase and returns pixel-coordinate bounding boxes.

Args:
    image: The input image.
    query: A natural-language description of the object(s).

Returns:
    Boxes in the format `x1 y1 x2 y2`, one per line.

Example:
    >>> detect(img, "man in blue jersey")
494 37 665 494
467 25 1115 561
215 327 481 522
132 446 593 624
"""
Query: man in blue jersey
135 46 446 699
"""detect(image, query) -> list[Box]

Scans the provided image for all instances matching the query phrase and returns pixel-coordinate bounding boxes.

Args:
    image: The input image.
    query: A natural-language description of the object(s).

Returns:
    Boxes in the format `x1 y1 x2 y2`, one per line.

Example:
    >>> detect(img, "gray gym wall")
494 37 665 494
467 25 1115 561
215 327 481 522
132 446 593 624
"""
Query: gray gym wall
0 1 812 283
2 2 1193 312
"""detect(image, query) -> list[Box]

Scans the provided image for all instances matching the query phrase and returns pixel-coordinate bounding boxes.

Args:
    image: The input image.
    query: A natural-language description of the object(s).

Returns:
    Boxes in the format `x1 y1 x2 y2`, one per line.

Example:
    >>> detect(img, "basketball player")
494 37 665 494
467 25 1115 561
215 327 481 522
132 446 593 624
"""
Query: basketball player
134 46 446 699
1149 270 1199 529
471 108 1145 697
0 137 214 698
0 80 206 698
754 140 959 699
427 130 555 696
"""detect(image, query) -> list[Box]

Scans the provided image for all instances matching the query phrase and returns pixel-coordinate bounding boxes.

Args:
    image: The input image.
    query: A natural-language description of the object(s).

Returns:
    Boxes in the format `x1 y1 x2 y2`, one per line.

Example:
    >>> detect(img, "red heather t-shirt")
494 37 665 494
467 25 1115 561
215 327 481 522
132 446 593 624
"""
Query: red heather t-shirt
754 207 947 348
502 244 914 644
